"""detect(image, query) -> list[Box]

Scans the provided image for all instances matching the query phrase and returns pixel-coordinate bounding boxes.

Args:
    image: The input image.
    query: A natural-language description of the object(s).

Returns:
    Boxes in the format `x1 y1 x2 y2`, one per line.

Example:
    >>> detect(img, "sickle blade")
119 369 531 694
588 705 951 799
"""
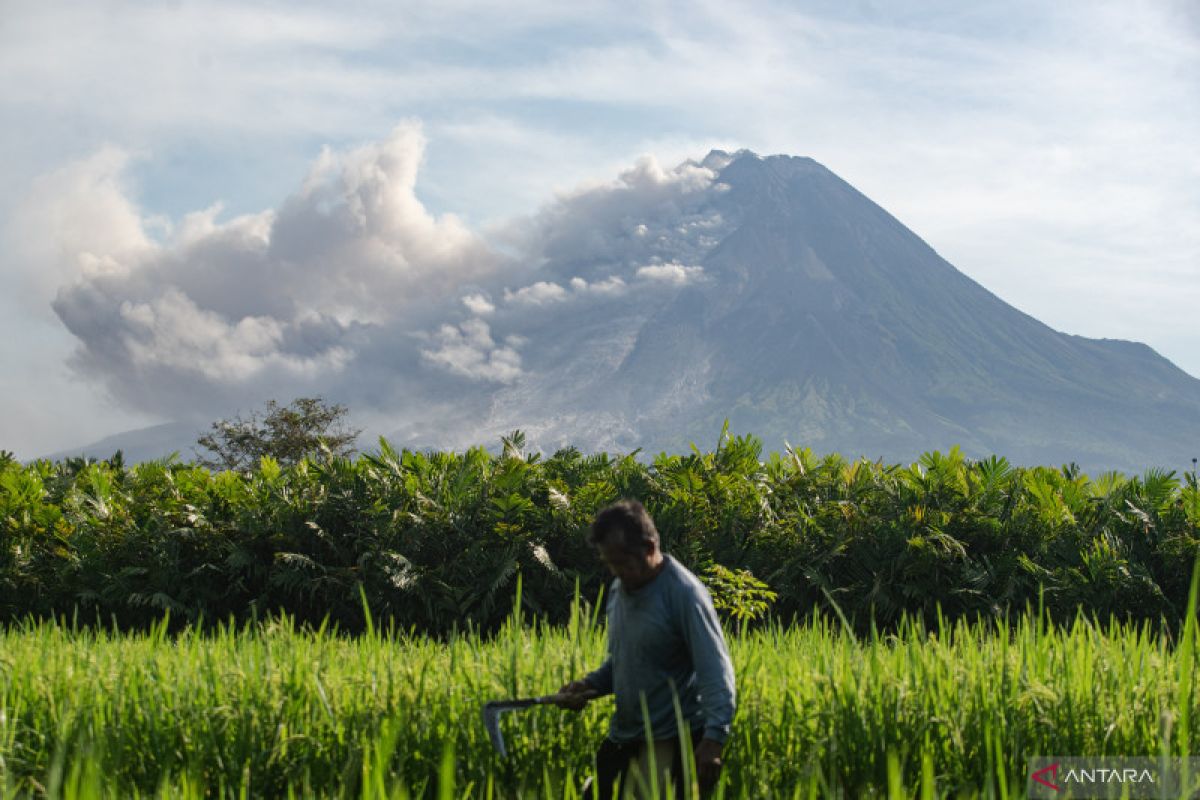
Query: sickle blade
482 698 543 758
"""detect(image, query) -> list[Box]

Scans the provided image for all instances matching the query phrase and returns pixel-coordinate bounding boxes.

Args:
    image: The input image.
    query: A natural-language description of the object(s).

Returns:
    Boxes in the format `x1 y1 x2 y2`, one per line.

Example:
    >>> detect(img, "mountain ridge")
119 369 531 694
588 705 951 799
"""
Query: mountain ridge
456 149 1200 471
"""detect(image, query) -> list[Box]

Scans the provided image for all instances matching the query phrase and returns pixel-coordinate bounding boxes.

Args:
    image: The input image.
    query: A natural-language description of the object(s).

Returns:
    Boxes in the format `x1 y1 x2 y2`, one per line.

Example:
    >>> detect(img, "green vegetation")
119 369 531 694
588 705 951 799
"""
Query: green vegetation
3 430 1200 797
1 574 1197 798
195 397 361 472
2 430 1198 635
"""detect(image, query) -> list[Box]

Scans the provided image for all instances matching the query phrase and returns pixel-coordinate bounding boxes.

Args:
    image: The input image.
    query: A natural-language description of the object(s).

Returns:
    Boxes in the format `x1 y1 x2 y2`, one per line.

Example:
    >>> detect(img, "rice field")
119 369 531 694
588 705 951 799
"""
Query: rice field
1 572 1198 799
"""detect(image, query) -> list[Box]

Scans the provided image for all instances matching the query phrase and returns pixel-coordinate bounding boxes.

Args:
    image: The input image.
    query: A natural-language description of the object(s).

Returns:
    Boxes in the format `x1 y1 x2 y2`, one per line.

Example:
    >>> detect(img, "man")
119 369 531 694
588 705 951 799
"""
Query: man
555 499 737 798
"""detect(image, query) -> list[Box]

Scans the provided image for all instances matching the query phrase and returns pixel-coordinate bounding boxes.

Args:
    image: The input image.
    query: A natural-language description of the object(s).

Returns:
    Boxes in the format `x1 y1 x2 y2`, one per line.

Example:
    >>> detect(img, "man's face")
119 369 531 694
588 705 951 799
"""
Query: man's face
596 535 658 590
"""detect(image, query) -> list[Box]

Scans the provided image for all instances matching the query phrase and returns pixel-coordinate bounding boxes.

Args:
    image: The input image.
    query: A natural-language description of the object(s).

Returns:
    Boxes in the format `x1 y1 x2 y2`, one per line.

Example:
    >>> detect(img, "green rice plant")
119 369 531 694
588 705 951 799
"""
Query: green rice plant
1 586 1198 798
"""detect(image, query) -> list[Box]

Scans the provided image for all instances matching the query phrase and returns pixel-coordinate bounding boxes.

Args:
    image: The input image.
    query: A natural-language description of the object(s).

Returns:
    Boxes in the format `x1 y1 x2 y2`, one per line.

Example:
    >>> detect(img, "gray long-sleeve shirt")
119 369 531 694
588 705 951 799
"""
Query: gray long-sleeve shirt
583 554 736 744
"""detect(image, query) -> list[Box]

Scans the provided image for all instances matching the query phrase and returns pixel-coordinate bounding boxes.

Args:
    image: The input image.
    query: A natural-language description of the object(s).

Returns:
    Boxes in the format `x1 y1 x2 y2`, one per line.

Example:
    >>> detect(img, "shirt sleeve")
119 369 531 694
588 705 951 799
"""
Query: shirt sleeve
583 584 617 696
679 583 737 743
583 656 614 696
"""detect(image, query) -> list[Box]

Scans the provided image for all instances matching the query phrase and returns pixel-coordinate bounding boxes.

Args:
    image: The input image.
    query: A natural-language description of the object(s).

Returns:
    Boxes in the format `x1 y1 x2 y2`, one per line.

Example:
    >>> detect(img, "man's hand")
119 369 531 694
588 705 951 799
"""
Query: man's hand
694 738 724 789
551 680 595 711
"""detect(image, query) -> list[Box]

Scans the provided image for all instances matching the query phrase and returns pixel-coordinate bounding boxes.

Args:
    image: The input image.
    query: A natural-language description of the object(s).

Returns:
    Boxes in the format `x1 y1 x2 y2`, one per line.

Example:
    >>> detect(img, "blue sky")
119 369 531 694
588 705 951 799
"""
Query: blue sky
1 0 1197 457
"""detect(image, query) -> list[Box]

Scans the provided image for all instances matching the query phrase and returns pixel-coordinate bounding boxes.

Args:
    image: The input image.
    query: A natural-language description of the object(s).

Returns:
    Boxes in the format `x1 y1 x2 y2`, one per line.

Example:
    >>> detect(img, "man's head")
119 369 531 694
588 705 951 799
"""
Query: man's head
589 499 664 591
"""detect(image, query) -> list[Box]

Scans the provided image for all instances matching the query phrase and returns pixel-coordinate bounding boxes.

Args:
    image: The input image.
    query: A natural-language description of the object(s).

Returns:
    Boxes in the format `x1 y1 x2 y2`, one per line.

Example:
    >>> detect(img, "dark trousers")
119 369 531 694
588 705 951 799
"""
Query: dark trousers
585 727 706 799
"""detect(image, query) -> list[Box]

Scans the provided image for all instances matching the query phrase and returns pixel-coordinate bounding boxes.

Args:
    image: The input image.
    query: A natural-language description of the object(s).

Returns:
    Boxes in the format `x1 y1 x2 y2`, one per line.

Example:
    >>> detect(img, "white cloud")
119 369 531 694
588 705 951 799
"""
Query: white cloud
503 281 569 306
494 258 710 315
570 275 627 296
268 123 494 320
523 154 720 270
116 289 350 382
502 274 632 307
32 124 730 426
7 147 154 309
48 123 497 415
635 263 705 285
420 318 522 383
461 293 495 315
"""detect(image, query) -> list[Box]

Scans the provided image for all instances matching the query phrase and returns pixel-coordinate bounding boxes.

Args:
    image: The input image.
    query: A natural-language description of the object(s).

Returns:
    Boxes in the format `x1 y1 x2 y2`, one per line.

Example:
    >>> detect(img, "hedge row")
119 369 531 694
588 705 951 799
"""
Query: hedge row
2 431 1198 634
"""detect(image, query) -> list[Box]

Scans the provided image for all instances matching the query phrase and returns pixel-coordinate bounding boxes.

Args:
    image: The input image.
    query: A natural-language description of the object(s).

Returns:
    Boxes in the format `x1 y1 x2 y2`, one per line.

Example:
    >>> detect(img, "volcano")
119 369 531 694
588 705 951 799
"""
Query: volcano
430 150 1200 473
49 149 1200 474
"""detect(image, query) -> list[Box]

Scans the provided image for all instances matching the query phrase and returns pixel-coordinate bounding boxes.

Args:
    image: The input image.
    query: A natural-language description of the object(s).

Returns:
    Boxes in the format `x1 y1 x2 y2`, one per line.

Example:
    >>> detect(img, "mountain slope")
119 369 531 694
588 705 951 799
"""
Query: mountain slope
470 151 1200 472
41 421 203 464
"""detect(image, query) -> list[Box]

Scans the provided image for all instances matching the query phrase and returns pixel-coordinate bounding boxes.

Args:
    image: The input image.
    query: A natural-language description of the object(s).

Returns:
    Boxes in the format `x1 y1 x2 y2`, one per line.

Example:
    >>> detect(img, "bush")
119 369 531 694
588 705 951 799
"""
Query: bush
2 431 1198 635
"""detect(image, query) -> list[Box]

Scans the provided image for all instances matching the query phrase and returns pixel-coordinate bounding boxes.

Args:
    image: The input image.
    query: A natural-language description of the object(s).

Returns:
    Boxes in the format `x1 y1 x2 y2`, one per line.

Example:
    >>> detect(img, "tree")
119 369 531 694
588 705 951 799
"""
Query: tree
195 397 361 471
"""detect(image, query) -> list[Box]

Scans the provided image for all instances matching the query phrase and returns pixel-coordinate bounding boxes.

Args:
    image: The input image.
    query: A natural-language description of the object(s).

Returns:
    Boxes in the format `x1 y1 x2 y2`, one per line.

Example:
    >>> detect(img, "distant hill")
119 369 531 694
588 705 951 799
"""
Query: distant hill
41 422 203 464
